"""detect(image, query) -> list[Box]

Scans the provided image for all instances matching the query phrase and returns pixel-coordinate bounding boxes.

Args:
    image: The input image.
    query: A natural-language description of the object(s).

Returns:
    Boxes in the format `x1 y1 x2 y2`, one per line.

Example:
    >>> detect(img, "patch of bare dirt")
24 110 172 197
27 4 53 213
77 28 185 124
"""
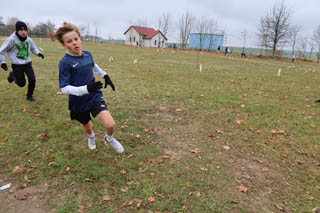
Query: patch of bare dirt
0 182 50 213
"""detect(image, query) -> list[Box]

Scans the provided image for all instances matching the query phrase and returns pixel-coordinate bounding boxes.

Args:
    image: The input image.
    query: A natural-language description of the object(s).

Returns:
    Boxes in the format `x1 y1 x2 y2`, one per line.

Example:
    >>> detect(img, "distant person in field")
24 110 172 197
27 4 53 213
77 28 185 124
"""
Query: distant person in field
292 54 296 63
225 47 230 56
241 47 247 58
0 21 44 102
55 22 124 153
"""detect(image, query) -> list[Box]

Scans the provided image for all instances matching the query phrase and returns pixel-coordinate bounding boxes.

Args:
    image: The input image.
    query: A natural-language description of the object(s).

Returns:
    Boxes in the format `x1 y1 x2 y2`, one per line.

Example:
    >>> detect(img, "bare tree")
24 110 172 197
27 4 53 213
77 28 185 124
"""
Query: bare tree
85 23 91 37
94 22 99 42
78 24 86 36
290 25 300 55
257 17 270 56
0 16 5 36
308 37 316 57
312 24 320 63
207 19 219 51
241 29 248 47
157 12 171 37
195 17 210 51
178 10 194 49
257 0 293 56
6 17 19 35
297 36 308 58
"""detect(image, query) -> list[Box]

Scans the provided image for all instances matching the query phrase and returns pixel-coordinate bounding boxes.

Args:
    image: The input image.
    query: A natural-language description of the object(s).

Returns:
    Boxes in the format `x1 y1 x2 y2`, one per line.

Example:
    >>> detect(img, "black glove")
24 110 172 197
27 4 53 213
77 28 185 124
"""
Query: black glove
315 99 320 103
103 74 115 91
38 53 44 59
87 81 103 93
1 63 8 71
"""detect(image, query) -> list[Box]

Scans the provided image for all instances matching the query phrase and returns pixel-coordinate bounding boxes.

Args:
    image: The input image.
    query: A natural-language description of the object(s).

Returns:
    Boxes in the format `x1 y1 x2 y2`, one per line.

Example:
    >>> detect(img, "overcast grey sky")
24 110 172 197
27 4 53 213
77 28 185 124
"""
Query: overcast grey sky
2 0 320 47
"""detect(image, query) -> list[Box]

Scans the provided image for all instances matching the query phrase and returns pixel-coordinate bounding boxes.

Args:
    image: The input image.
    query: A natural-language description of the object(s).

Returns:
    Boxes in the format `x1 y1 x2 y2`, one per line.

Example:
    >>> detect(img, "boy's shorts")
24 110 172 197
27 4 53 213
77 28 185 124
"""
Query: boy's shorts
70 101 108 125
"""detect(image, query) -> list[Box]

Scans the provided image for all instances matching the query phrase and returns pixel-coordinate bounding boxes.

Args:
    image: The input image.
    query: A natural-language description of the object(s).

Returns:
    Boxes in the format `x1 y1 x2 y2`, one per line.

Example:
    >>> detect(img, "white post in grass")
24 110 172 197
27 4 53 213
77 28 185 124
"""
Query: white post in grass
200 64 203 72
277 68 282 77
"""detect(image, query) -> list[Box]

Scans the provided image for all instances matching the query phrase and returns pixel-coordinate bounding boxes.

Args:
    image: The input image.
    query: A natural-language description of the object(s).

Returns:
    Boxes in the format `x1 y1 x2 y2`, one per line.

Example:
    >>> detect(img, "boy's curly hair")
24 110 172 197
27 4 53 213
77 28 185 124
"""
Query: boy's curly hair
55 22 81 44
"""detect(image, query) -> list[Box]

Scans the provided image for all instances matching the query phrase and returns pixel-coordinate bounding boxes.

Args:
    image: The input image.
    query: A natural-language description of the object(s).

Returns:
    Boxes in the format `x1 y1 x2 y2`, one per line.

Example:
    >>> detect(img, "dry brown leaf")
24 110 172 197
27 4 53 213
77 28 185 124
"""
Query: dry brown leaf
148 196 155 202
78 205 85 211
21 108 27 112
32 112 40 117
200 167 208 172
245 143 253 147
120 169 127 174
271 129 285 134
216 129 224 134
235 120 246 125
134 198 142 207
66 167 70 172
12 166 22 175
56 91 63 95
159 106 166 110
189 148 200 154
102 195 111 201
15 193 29 200
242 174 251 179
237 185 248 193
161 155 170 159
223 146 230 150
121 187 129 193
175 108 182 112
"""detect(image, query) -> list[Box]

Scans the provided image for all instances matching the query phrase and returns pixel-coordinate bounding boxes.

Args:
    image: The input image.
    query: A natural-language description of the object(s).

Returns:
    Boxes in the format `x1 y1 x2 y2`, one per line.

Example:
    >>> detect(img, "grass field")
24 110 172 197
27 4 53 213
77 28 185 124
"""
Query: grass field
0 39 319 213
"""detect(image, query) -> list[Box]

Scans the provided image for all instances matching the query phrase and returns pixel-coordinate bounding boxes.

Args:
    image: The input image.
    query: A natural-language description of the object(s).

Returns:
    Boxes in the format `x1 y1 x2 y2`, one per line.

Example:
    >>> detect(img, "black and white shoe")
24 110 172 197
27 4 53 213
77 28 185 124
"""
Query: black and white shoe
7 72 14 83
26 96 36 102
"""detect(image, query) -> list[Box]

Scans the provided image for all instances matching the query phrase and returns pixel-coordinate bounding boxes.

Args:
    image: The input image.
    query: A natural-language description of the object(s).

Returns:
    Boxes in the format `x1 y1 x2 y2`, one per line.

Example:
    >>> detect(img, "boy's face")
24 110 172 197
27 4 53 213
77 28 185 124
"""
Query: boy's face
62 31 82 56
17 30 28 38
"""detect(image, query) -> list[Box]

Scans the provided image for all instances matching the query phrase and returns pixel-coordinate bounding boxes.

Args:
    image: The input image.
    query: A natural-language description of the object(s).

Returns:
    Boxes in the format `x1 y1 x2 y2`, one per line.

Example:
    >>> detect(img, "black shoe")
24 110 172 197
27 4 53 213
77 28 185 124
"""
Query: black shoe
315 99 320 103
26 96 36 102
7 72 14 83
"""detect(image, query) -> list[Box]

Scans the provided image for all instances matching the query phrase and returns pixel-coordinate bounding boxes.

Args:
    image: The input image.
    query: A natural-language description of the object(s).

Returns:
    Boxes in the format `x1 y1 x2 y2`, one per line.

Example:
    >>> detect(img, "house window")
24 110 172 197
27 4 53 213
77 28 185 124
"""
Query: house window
154 40 157 46
134 37 136 42
129 37 131 42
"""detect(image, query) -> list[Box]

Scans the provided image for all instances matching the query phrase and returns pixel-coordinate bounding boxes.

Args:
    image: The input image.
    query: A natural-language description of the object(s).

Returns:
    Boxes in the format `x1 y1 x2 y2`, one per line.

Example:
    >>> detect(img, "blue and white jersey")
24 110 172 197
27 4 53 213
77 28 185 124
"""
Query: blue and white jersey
59 51 104 112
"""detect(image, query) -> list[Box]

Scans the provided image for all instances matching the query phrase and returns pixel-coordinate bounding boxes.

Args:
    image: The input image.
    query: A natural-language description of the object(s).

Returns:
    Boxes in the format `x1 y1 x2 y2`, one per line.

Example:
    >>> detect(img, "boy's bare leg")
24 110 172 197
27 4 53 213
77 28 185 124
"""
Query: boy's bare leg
97 110 123 153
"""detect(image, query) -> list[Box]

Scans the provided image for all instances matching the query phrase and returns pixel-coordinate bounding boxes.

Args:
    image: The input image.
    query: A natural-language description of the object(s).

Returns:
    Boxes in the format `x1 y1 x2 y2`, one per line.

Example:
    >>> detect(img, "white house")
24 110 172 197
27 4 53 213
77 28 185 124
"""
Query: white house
124 26 167 48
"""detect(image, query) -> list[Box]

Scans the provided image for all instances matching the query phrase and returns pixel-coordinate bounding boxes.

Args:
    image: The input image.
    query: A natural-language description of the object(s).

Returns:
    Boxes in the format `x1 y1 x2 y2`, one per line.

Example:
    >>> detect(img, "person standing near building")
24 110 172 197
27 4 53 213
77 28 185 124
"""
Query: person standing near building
0 21 44 102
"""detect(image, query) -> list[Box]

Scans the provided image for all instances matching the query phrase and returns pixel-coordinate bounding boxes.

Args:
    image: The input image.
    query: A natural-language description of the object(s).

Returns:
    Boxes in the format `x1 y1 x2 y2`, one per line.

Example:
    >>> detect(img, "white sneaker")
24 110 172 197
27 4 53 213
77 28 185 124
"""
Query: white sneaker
88 134 96 150
104 135 124 153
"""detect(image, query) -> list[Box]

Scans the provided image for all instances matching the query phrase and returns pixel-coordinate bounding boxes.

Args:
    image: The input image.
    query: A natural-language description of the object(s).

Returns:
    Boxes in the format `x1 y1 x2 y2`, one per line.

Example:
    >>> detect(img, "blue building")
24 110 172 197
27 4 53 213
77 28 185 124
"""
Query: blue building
189 33 224 51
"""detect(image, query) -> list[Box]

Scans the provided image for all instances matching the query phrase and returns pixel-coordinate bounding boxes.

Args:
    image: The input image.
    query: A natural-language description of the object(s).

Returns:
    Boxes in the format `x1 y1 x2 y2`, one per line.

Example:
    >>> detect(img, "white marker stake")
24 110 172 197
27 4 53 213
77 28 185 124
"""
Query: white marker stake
133 59 138 64
200 64 203 72
277 68 282 77
0 183 13 191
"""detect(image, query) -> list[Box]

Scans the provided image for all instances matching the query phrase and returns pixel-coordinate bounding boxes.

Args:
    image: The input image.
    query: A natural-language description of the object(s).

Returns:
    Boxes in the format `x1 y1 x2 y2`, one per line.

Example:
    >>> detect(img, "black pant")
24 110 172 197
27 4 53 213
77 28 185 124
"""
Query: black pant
11 63 36 97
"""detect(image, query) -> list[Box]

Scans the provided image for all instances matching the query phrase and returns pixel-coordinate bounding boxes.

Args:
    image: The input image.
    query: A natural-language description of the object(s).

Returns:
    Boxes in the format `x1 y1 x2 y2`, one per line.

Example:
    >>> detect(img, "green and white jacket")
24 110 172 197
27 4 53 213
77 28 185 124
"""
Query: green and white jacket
0 32 41 65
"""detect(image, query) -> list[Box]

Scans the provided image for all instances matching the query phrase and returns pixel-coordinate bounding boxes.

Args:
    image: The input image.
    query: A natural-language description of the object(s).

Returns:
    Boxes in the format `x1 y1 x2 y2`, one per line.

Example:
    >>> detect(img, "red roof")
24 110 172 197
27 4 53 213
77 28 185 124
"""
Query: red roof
124 26 167 40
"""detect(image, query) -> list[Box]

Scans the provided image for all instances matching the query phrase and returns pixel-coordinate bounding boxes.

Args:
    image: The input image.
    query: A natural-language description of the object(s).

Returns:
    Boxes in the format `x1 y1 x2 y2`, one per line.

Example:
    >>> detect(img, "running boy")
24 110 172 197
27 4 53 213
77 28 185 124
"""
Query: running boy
55 22 124 153
0 21 44 102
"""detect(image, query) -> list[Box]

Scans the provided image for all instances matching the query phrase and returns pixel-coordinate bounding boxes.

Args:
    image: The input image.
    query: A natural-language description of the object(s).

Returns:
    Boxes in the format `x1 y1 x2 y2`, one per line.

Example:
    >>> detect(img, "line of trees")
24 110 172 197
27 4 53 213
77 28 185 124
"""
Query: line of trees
0 16 56 38
256 0 320 62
